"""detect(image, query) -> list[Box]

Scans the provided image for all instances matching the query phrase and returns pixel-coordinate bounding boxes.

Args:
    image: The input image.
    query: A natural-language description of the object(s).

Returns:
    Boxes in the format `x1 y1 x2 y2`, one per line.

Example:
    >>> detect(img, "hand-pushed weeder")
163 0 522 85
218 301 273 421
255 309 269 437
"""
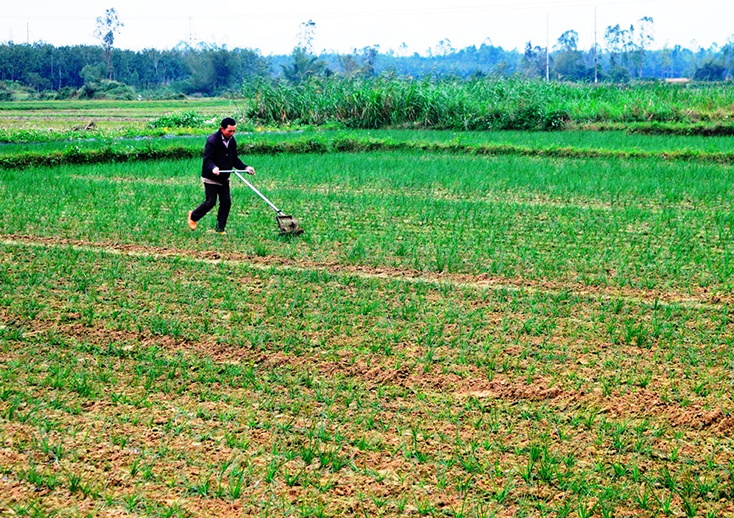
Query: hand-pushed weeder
224 170 304 236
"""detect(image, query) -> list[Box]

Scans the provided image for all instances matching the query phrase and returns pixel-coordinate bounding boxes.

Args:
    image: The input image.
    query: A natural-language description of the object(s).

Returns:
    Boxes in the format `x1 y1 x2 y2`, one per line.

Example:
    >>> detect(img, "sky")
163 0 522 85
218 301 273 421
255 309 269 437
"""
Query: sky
1 0 731 56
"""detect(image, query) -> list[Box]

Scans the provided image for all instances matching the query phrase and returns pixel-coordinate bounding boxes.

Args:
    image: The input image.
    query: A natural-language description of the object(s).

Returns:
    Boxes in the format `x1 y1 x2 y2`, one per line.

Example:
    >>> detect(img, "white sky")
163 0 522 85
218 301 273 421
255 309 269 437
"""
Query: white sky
1 0 730 56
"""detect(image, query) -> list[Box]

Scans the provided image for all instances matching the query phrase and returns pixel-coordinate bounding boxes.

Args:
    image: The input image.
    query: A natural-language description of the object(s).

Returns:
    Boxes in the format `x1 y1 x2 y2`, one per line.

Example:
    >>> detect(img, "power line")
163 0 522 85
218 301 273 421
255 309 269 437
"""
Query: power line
0 0 666 22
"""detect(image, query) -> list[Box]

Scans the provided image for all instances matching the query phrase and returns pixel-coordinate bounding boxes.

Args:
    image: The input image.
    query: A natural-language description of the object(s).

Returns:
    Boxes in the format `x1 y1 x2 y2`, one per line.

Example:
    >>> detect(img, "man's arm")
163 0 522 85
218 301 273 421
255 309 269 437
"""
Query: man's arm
202 136 220 174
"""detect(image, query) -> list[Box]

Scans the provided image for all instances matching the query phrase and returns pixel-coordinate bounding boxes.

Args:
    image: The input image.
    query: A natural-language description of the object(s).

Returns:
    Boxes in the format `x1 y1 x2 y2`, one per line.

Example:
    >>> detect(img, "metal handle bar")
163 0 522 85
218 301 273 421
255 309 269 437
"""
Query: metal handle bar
222 170 283 214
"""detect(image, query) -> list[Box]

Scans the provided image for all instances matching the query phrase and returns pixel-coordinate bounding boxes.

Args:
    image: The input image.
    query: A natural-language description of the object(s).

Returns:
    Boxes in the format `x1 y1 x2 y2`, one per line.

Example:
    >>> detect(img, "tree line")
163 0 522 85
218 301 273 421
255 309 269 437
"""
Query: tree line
0 43 270 99
1 16 732 100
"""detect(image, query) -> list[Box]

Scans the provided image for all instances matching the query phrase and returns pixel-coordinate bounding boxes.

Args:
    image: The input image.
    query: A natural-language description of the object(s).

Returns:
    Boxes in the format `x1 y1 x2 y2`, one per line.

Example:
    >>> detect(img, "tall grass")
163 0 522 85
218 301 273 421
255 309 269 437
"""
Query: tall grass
244 77 734 130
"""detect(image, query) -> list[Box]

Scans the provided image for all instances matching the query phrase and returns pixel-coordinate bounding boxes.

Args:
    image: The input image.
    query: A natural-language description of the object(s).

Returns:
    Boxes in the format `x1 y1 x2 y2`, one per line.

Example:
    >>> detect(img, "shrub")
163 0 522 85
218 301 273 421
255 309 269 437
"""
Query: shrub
76 80 136 100
147 110 207 129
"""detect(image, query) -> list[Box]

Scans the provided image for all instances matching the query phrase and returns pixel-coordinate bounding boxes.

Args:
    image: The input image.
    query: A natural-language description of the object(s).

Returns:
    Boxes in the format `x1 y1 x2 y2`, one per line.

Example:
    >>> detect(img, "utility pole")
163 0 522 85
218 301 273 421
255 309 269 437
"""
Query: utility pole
546 14 550 81
594 7 598 83
27 23 29 45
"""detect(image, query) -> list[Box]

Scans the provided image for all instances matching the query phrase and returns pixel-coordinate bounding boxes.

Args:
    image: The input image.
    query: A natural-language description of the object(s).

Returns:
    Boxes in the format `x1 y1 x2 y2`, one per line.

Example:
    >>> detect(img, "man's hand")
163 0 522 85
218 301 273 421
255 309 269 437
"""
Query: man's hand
212 166 220 175
244 166 256 176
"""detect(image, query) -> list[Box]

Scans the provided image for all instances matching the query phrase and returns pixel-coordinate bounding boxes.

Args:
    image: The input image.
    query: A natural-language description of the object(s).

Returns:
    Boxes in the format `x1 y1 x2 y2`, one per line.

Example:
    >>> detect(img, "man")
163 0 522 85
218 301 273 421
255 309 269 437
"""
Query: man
187 117 255 234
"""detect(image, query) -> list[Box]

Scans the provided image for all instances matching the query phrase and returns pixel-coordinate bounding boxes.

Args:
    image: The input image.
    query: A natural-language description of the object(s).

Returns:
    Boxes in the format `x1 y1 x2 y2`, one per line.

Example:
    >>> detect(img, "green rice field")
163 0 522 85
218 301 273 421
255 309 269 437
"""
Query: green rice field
1 102 734 517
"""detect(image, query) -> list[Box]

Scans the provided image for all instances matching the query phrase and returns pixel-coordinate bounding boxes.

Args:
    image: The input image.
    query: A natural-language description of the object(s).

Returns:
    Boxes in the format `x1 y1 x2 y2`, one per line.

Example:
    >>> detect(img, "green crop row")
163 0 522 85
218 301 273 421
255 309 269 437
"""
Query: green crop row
0 142 199 168
0 125 211 144
5 133 734 170
7 127 734 154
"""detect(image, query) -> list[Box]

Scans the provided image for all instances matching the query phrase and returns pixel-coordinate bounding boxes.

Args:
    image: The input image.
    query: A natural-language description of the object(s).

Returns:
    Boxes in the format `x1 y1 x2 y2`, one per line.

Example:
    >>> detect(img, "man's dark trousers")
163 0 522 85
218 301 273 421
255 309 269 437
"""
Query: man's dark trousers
191 182 231 230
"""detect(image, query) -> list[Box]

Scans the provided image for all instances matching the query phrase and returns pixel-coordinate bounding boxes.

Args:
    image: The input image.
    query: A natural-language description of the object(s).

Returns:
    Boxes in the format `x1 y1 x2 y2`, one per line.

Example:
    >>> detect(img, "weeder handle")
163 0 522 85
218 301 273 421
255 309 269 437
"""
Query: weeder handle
230 170 282 214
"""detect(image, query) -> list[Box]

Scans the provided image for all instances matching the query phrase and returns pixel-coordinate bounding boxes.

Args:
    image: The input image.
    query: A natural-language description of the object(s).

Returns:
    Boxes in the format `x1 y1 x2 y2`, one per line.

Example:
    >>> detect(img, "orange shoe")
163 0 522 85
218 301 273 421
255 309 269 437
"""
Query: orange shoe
187 211 197 231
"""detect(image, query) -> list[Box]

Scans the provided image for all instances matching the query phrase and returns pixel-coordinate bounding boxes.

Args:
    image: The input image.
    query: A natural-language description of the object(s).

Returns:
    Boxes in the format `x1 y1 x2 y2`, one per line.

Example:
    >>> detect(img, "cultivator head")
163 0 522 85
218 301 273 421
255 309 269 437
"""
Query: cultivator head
229 169 305 237
276 213 304 236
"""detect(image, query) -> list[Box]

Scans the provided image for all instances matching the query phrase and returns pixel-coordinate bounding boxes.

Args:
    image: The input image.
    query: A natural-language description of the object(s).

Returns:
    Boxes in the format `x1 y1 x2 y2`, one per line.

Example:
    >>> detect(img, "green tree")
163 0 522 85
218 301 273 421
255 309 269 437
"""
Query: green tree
337 53 362 77
660 45 673 78
520 41 546 78
281 46 327 82
604 24 632 81
21 71 51 91
298 19 317 54
631 16 654 77
0 44 32 82
431 38 455 57
360 46 379 77
693 60 726 80
282 20 328 83
81 62 107 83
553 30 589 80
604 24 626 67
721 39 734 79
94 8 124 80
557 30 578 52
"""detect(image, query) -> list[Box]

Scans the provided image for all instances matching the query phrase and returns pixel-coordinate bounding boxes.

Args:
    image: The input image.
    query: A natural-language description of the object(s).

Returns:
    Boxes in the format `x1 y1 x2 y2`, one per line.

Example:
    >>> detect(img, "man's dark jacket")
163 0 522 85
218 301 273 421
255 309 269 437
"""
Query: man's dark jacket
201 129 248 184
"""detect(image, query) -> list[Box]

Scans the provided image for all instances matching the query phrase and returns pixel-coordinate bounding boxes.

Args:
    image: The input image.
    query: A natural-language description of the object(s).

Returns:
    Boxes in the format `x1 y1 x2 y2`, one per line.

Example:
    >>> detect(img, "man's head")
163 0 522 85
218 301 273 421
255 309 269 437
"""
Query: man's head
220 117 237 139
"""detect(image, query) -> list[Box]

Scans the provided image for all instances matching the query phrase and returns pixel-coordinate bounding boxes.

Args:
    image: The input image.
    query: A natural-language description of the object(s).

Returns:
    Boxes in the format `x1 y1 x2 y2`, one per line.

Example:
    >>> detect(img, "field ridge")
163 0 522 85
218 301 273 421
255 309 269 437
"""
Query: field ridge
4 136 734 169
